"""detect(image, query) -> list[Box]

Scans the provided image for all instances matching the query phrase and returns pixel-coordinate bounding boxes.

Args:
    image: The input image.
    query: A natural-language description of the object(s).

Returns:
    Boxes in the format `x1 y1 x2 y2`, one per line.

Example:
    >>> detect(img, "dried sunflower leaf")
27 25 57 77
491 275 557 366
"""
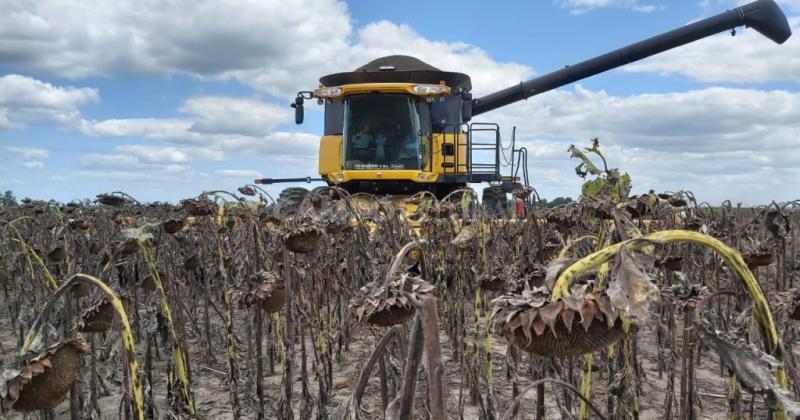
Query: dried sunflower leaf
607 247 657 323
697 324 800 417
545 258 578 290
562 295 585 313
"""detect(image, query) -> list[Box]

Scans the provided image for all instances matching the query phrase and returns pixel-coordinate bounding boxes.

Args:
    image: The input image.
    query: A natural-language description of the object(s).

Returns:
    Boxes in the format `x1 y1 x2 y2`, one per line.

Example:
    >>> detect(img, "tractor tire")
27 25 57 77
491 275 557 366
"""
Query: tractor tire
277 187 309 217
482 187 508 218
311 186 336 200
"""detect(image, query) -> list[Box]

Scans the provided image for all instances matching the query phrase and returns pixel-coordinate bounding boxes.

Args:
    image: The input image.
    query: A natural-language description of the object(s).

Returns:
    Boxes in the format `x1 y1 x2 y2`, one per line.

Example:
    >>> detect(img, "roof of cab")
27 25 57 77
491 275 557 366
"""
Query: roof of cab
320 55 471 92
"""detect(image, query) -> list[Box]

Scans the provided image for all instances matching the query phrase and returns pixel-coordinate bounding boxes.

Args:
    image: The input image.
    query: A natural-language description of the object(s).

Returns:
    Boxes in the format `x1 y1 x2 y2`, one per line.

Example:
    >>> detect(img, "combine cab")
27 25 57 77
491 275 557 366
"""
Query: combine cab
257 0 791 217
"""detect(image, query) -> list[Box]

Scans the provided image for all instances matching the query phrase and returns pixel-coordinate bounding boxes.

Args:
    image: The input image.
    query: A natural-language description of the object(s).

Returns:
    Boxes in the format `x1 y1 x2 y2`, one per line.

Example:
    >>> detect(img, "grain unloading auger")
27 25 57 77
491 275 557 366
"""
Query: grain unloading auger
257 0 791 216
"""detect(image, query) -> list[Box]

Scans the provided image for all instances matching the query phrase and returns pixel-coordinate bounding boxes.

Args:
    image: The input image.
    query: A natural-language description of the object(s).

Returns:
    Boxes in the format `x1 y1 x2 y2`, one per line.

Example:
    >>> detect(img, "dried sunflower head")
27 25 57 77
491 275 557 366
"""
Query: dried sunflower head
163 218 185 234
46 246 66 263
764 209 790 240
96 193 126 207
180 198 216 217
478 264 508 291
318 201 353 234
66 219 91 231
451 222 479 249
237 270 287 313
742 243 777 268
655 255 683 271
278 218 325 254
238 186 257 197
75 299 116 333
2 339 90 411
491 284 622 357
667 283 710 311
350 273 434 327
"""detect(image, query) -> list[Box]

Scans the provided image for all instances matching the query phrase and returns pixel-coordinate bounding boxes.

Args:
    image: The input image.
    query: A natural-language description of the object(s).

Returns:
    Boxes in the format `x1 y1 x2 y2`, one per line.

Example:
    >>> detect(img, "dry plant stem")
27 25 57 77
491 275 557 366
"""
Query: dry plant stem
349 325 403 419
579 226 610 420
387 314 425 420
383 240 427 296
419 294 447 420
20 273 144 420
4 219 57 290
251 223 266 420
283 249 295 420
213 228 241 419
558 235 599 259
499 378 608 420
728 372 741 419
550 230 787 389
141 246 196 416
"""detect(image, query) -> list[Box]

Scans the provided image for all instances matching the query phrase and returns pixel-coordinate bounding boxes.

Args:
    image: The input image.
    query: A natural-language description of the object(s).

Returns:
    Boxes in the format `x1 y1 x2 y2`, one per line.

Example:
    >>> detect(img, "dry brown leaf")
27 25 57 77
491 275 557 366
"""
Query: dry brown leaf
607 247 657 323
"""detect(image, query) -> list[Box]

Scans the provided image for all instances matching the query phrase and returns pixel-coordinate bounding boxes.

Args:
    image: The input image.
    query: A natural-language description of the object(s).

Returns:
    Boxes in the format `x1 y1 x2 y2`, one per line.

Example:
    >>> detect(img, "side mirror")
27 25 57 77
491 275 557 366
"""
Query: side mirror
291 96 304 124
461 93 473 122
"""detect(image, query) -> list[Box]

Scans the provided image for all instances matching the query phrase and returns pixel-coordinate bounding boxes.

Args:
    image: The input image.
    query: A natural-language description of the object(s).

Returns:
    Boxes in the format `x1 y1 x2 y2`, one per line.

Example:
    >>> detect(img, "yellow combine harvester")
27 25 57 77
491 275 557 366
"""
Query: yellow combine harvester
256 0 791 217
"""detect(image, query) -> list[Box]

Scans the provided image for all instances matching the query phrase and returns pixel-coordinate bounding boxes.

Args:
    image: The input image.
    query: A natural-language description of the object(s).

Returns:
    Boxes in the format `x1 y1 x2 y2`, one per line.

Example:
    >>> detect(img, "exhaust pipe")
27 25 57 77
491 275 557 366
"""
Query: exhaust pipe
472 0 792 116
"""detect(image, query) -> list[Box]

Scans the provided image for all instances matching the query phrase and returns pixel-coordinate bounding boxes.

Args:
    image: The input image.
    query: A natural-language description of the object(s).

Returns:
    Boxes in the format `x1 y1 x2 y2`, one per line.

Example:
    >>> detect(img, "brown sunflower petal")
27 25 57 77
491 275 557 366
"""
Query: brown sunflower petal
561 308 576 333
538 301 563 336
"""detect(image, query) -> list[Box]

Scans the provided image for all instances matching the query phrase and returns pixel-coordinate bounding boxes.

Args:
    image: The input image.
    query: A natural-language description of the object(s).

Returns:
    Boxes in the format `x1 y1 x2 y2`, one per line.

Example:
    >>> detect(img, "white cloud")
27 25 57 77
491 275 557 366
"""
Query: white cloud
556 0 661 14
22 160 44 170
81 153 139 168
624 17 800 83
481 85 800 203
116 145 189 164
0 0 349 98
0 1 531 98
6 146 49 160
343 21 533 97
180 96 292 137
0 75 98 129
215 169 263 179
6 146 49 170
78 95 320 162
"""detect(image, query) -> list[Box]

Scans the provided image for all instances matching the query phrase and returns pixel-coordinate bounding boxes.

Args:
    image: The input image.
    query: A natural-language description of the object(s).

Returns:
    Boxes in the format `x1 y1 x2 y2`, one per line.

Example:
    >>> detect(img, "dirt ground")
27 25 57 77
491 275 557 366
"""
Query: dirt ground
3 294 786 420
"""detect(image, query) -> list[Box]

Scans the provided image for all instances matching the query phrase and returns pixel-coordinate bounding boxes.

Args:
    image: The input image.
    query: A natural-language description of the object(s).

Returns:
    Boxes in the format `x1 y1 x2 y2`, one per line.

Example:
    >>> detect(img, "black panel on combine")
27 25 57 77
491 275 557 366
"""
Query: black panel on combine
324 99 344 135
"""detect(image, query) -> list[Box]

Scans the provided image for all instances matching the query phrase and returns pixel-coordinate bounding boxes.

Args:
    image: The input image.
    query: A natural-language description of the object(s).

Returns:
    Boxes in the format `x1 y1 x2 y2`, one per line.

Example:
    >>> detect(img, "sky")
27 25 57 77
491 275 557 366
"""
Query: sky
0 0 798 205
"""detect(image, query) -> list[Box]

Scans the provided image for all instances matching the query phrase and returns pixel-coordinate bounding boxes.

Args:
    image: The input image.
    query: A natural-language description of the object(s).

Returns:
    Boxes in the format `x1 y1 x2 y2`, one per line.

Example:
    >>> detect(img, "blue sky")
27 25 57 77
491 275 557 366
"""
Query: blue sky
1 0 798 204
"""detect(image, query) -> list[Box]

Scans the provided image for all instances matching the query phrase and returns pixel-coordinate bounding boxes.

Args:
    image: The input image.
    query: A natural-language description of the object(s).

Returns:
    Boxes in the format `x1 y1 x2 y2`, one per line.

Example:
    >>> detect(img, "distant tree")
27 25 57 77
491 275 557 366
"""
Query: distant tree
0 190 17 206
539 196 574 208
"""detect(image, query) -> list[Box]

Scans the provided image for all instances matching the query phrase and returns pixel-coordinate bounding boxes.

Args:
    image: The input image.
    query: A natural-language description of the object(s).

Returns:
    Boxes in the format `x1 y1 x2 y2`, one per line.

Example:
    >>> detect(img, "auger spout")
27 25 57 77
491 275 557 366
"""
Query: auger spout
471 0 791 116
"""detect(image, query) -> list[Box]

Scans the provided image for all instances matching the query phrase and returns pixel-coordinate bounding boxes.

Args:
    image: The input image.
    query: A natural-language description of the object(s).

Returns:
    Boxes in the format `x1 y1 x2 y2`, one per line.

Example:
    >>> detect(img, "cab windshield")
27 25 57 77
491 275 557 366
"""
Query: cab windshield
343 94 426 170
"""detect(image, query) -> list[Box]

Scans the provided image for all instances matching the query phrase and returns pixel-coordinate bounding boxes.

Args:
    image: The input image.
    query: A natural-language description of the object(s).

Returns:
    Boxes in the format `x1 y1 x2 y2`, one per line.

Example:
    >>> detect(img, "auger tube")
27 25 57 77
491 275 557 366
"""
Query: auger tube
471 0 792 116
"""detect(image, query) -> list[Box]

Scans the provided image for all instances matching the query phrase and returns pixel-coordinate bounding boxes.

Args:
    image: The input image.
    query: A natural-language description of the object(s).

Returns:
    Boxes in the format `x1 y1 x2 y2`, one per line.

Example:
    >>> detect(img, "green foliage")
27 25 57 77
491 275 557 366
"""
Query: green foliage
569 138 631 202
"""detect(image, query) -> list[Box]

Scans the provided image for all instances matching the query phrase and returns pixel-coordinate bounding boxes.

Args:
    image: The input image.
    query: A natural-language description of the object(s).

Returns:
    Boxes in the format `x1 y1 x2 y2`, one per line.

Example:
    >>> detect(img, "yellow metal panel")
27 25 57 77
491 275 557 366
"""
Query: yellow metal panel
430 132 467 175
318 135 342 175
326 169 438 184
315 83 451 98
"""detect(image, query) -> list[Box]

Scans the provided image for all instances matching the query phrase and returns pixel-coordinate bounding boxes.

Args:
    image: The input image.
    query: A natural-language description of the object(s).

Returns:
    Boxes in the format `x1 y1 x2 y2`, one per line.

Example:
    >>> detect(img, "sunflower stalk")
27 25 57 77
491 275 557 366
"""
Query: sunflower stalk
550 229 788 418
19 273 143 420
140 245 195 416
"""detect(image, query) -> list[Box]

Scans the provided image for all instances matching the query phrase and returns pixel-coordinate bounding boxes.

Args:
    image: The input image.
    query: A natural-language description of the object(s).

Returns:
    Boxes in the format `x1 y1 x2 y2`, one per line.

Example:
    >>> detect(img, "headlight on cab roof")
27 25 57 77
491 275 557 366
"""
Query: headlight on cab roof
412 84 451 95
315 87 342 98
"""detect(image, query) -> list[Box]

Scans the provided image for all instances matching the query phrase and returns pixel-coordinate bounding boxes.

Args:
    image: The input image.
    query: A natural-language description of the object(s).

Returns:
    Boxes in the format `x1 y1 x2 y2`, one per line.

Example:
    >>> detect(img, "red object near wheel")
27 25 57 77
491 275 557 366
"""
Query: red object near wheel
515 198 525 219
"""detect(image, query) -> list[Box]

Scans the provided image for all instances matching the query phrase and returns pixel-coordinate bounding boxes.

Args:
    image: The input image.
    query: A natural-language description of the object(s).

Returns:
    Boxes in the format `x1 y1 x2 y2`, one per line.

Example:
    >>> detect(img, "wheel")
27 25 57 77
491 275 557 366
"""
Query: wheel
277 187 309 217
482 187 508 218
311 186 337 200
